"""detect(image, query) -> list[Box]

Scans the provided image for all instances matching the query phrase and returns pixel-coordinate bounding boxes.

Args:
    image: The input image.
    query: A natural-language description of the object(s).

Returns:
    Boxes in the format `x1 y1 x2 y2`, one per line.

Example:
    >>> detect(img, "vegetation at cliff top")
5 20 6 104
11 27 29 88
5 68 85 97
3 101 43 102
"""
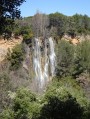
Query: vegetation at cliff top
13 12 90 41
1 11 90 40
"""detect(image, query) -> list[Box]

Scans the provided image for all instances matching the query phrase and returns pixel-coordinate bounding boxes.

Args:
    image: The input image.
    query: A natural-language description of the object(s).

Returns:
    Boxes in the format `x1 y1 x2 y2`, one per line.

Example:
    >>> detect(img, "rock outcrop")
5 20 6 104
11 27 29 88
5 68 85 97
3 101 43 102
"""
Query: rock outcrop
0 36 23 61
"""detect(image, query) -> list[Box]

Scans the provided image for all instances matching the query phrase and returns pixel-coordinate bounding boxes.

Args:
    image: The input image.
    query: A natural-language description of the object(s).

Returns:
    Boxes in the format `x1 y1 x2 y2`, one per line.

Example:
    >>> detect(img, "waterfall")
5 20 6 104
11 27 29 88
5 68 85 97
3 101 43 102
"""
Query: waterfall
33 37 56 89
49 37 56 77
33 38 44 88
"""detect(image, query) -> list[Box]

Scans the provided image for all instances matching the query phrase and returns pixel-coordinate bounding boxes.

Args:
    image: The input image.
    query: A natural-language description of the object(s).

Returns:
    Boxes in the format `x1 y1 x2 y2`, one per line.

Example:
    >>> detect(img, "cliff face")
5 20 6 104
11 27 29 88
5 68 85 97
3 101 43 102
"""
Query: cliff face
0 36 23 61
63 35 90 45
0 35 89 62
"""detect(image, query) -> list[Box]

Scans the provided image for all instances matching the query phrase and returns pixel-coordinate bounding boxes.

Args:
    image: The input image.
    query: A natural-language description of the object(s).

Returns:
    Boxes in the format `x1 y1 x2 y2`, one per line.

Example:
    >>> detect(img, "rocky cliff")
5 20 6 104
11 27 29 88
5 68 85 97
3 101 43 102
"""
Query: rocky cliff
0 36 23 61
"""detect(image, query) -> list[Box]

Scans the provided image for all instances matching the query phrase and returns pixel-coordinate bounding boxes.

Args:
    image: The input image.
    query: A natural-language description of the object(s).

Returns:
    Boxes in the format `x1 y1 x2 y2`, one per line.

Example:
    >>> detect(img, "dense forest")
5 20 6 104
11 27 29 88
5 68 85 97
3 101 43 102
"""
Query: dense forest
13 12 90 40
1 11 90 40
0 1 90 119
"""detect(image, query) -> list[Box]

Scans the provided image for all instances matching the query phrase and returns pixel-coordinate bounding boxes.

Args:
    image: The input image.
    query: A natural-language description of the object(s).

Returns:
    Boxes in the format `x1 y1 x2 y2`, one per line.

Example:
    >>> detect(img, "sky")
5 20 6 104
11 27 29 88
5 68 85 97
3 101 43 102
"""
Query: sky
20 0 90 17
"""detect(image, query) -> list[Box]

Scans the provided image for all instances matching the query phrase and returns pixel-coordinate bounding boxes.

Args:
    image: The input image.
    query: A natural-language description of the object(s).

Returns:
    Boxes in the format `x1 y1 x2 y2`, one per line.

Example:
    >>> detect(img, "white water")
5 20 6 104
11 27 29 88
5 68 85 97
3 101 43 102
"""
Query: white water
33 38 44 88
33 37 56 89
49 37 56 77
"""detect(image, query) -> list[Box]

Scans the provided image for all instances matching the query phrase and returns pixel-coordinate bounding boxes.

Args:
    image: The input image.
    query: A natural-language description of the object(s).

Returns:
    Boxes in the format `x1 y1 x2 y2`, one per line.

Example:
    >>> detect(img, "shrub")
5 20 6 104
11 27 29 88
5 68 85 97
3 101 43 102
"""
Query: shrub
13 88 36 119
7 44 25 70
72 40 90 78
56 40 74 78
0 109 14 119
39 95 83 119
0 73 11 112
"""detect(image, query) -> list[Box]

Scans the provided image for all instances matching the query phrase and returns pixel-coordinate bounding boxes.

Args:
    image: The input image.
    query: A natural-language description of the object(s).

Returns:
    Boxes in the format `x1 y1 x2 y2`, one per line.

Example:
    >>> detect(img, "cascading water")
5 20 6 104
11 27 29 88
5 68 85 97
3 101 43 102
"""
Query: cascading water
33 38 44 88
43 39 49 81
33 37 56 89
49 37 56 77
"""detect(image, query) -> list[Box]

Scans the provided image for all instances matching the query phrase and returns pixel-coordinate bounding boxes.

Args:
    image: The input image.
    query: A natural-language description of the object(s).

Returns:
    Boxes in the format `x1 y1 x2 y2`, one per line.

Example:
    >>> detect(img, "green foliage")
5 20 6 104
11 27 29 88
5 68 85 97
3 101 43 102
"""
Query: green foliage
0 0 25 35
0 109 14 119
73 40 90 78
86 104 90 119
1 79 90 119
1 11 90 38
43 77 90 119
0 72 12 113
23 34 30 40
56 40 75 78
14 24 33 42
14 12 90 39
56 39 90 78
0 72 10 90
26 78 90 119
49 12 67 38
13 88 37 119
0 0 25 19
0 88 39 119
13 25 21 37
7 44 25 70
49 13 90 37
39 96 83 119
1 19 15 39
46 77 82 101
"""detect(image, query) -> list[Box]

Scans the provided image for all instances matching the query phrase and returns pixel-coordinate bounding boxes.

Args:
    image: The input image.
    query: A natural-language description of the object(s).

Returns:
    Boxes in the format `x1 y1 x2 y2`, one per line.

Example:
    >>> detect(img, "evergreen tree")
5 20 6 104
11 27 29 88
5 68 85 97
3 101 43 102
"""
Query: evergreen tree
0 0 25 35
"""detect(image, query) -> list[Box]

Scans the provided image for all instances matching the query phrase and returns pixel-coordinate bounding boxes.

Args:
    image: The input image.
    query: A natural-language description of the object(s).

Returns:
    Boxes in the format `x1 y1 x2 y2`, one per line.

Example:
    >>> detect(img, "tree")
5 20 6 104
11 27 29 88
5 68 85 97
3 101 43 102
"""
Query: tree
39 96 83 119
67 16 77 38
7 44 25 70
32 11 49 38
73 40 90 78
39 78 84 119
49 12 67 38
56 40 74 78
0 0 25 35
71 14 90 35
13 88 36 119
0 88 39 119
82 15 90 34
0 78 90 119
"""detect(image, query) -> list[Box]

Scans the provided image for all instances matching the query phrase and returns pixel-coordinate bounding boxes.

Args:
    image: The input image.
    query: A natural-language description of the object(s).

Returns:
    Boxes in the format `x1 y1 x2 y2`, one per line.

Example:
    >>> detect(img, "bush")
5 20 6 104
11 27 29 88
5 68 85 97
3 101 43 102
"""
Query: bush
72 40 90 78
42 77 90 119
0 73 11 112
13 88 37 119
0 109 14 119
39 95 83 119
14 77 89 119
1 78 90 119
7 44 25 70
56 40 74 78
